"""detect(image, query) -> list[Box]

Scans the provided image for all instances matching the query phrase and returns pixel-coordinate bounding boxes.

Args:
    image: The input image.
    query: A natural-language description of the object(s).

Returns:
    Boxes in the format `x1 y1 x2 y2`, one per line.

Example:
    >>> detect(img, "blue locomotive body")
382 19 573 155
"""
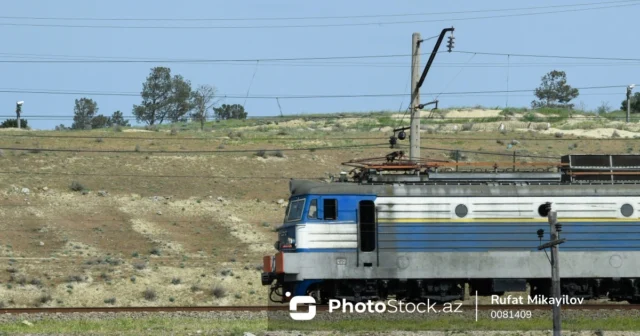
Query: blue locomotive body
262 155 640 303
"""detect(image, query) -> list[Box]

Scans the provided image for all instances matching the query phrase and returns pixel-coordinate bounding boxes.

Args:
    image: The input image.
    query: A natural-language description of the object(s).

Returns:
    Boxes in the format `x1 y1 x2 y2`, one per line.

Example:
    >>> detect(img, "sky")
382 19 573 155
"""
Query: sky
1 0 639 129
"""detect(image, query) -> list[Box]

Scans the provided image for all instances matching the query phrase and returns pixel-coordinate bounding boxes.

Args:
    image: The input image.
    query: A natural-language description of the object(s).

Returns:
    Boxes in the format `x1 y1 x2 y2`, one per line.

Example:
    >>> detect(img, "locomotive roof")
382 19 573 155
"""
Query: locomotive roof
289 179 640 198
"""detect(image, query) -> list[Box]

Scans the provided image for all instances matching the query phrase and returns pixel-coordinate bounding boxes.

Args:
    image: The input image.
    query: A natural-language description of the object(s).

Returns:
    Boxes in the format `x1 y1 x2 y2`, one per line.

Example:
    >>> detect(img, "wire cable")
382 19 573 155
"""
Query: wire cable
0 0 632 22
0 143 389 154
0 171 325 180
0 133 636 141
0 85 629 99
0 2 636 29
454 50 640 62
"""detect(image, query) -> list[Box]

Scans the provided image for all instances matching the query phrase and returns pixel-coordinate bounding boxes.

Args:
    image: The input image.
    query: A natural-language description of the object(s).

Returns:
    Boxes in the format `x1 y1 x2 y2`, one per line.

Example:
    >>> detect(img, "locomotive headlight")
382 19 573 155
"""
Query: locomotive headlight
287 237 296 245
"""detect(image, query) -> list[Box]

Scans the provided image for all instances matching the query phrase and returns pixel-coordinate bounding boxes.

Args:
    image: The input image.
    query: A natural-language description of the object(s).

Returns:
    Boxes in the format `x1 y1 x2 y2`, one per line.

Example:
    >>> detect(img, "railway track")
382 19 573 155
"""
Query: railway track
1 304 639 314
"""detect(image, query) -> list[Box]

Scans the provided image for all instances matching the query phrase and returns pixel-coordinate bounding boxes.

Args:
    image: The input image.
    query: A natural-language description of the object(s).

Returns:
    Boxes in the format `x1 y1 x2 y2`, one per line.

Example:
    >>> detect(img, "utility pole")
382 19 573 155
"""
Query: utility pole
406 27 454 162
628 84 635 123
548 211 562 336
537 204 566 336
16 101 24 129
409 32 421 162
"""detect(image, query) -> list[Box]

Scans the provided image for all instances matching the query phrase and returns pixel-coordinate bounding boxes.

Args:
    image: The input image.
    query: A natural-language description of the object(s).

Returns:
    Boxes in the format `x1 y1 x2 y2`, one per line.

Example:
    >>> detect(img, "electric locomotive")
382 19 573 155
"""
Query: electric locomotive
262 154 640 304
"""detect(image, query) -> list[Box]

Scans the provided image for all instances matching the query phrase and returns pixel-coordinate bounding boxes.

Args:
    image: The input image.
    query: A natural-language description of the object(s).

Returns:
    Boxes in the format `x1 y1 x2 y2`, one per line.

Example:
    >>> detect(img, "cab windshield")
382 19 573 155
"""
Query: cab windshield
285 199 305 222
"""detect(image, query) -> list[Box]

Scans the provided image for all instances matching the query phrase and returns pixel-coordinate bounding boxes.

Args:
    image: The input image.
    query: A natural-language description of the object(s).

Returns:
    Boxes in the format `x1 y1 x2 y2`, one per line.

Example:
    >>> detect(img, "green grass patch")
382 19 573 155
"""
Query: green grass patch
0 317 267 336
7 315 637 335
602 110 640 122
268 315 640 332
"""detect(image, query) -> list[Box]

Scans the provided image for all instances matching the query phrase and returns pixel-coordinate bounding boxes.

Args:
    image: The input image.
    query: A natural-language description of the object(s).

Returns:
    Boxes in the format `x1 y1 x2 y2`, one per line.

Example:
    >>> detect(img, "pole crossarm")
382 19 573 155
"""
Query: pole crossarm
537 238 566 250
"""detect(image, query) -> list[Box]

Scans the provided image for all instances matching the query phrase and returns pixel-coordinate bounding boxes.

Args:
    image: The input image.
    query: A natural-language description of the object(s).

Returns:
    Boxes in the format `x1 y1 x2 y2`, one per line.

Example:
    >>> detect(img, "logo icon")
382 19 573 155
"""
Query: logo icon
287 292 317 320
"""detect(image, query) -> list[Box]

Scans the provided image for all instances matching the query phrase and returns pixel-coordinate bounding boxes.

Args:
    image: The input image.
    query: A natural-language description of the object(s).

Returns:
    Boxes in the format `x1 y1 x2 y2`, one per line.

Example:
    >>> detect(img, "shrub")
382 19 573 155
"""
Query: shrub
461 123 474 131
69 181 85 192
131 251 139 258
255 150 267 158
133 263 147 270
273 150 285 158
228 131 242 139
143 288 157 301
130 276 136 283
217 144 225 149
211 284 227 298
112 125 123 132
277 130 288 136
171 277 181 285
170 127 178 136
104 297 116 305
67 275 85 283
0 119 28 129
38 294 52 304
95 137 104 143
30 278 42 286
169 297 175 302
234 293 242 299
150 247 161 256
0 301 4 308
191 285 201 292
134 144 141 152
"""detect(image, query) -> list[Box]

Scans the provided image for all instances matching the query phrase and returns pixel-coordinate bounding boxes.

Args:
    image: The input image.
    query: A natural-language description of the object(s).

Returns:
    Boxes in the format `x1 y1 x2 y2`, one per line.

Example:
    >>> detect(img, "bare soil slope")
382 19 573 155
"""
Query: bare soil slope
0 112 638 307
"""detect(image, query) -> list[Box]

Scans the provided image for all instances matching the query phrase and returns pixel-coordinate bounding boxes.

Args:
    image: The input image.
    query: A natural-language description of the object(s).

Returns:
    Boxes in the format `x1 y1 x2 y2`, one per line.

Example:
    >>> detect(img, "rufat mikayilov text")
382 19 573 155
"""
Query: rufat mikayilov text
329 299 464 314
492 295 585 306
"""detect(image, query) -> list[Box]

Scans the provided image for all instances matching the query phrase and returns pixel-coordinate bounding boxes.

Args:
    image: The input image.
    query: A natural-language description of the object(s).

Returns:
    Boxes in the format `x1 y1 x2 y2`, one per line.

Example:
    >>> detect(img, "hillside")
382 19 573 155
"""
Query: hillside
1 107 639 308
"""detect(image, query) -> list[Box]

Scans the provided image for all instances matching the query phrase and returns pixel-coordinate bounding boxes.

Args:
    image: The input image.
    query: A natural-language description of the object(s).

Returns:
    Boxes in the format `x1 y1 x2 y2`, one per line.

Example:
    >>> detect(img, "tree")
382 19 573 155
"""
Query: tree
132 67 193 125
72 98 98 129
110 111 130 126
621 92 640 114
531 70 579 109
167 75 193 123
0 119 28 128
213 104 247 120
191 84 218 130
91 115 111 129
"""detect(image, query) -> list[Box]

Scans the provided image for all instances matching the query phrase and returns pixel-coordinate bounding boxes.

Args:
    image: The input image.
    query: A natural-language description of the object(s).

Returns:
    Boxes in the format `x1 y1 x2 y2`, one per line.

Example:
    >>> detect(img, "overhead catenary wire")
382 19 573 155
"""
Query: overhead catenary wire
453 50 640 62
0 0 632 22
2 112 638 121
3 53 640 68
0 2 636 29
0 85 630 99
0 52 447 64
0 171 325 180
0 133 637 141
0 143 389 154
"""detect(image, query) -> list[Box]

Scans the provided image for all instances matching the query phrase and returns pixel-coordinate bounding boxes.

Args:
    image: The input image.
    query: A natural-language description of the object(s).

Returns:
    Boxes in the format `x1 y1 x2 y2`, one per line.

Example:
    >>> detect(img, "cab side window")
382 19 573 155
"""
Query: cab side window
308 199 318 219
324 199 337 220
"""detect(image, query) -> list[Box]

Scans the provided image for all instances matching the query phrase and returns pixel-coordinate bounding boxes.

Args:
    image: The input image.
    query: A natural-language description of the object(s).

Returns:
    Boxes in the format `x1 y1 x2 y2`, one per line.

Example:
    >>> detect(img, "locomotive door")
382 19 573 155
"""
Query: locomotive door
357 200 378 267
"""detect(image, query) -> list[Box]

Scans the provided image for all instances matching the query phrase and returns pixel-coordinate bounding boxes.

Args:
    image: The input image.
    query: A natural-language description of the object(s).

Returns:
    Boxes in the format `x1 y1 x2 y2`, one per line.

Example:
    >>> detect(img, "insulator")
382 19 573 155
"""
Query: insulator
555 223 562 232
389 136 397 148
537 229 544 239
